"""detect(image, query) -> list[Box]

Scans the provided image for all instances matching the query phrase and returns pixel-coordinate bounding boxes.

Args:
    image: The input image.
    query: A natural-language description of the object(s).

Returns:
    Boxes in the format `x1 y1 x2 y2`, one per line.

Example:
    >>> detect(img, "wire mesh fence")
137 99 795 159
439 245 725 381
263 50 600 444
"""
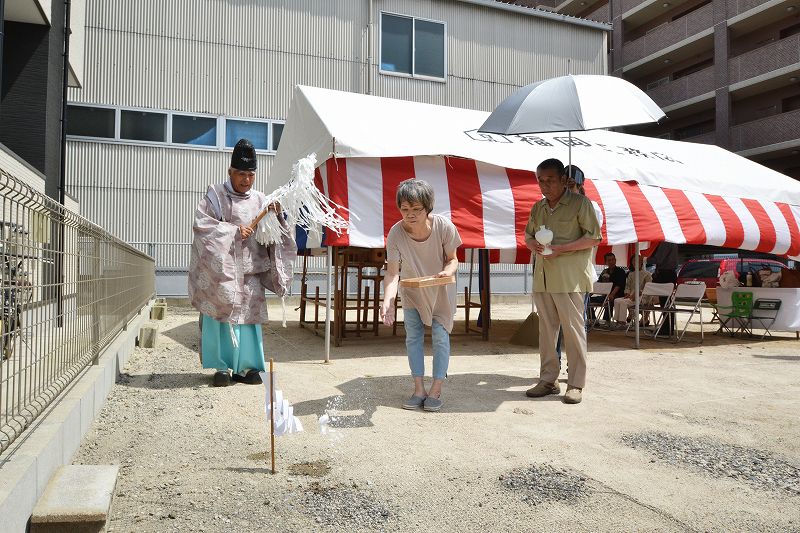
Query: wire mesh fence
0 169 155 454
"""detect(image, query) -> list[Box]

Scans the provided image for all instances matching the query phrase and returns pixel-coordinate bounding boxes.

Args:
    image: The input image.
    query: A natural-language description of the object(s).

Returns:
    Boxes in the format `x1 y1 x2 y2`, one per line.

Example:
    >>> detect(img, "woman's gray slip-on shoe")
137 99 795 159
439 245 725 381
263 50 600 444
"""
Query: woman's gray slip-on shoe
423 396 443 412
402 394 427 410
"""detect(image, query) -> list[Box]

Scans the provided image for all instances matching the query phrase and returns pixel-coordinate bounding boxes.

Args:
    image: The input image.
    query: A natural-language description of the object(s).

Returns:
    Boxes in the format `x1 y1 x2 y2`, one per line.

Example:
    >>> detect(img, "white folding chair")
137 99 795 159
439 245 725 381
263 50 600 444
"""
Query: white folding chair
670 282 706 342
587 281 613 331
625 282 676 339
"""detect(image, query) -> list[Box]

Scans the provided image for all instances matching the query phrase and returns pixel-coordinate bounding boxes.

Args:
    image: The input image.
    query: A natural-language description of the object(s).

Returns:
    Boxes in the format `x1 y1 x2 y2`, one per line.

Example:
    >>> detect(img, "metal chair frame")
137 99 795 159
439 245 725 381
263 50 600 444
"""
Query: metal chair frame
666 282 706 343
749 298 781 339
625 282 676 339
587 281 613 331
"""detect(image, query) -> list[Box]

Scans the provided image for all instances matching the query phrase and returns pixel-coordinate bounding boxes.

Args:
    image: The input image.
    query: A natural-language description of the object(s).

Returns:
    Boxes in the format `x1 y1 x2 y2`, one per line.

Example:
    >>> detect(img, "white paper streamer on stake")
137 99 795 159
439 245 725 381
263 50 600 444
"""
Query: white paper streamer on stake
229 323 239 348
281 296 287 328
259 371 304 436
255 154 350 246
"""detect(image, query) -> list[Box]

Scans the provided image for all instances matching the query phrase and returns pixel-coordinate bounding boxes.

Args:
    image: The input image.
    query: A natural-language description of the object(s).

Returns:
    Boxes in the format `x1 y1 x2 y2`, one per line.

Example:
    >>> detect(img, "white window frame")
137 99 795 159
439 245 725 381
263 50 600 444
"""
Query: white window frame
64 102 118 141
379 11 447 83
270 121 286 152
171 111 221 148
66 103 284 155
222 116 273 152
118 107 170 145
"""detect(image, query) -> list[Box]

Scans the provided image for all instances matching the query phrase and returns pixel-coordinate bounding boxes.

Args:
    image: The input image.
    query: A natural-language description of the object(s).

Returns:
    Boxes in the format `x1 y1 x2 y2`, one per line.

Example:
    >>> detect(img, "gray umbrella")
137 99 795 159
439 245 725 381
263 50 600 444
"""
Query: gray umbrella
479 74 665 135
482 75 666 348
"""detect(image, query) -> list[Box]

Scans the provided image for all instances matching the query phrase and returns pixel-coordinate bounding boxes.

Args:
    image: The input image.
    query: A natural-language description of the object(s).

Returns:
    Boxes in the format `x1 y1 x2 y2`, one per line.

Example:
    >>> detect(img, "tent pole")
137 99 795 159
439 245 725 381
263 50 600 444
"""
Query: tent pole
530 254 535 314
324 246 332 363
568 131 572 171
635 241 641 348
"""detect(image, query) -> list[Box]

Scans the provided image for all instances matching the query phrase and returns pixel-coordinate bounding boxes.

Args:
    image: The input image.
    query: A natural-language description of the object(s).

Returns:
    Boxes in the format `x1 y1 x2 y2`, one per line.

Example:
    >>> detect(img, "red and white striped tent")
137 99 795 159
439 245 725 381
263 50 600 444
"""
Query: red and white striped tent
269 86 800 261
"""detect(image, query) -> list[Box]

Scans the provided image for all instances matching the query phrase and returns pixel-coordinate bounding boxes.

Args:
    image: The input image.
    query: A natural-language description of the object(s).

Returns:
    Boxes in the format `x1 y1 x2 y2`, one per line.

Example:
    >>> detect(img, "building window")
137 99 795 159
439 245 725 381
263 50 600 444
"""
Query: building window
783 94 800 113
674 120 714 140
380 13 446 79
66 104 283 153
646 77 670 90
271 123 284 151
173 115 217 146
121 110 167 142
779 22 800 39
66 105 115 138
225 119 269 150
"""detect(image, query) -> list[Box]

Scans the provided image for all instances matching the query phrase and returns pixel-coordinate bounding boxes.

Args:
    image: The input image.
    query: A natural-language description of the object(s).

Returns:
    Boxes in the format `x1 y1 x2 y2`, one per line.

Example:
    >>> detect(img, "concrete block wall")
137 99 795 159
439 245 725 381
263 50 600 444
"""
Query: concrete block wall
0 301 152 533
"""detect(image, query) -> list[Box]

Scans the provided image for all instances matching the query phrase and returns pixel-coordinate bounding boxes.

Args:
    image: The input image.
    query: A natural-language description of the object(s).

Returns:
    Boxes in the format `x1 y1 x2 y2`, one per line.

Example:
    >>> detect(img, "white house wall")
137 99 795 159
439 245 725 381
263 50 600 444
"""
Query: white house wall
65 0 607 280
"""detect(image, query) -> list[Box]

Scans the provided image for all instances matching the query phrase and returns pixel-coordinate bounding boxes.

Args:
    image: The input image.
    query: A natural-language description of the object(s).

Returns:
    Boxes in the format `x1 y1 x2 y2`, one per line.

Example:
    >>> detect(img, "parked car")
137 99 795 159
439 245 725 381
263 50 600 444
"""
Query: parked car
676 258 786 288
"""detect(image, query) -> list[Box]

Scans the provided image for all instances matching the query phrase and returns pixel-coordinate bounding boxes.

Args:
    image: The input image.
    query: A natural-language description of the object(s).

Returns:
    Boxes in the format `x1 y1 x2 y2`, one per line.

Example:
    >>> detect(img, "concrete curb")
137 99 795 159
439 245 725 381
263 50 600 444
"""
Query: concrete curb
0 301 153 533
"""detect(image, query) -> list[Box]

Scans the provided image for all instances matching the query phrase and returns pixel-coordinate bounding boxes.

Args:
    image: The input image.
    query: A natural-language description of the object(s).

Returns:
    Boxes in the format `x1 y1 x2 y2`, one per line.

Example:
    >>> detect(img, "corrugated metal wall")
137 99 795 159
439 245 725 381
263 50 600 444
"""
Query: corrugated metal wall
66 0 607 280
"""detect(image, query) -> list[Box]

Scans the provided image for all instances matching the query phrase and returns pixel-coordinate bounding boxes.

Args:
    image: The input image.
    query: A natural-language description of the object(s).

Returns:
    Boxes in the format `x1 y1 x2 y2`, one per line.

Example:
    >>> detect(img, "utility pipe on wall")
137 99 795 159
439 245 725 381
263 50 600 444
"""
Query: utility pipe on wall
59 0 71 205
56 0 71 327
0 0 6 101
366 0 373 95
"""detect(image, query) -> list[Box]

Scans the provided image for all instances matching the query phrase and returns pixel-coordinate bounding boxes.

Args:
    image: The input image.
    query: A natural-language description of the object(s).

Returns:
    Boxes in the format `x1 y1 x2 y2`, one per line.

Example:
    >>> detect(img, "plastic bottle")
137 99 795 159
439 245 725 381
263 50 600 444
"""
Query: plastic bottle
746 272 753 287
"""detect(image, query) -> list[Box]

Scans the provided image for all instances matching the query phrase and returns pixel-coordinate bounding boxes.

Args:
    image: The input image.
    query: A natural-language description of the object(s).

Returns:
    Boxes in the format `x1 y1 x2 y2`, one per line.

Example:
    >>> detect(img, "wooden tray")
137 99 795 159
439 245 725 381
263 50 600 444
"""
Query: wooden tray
400 275 455 288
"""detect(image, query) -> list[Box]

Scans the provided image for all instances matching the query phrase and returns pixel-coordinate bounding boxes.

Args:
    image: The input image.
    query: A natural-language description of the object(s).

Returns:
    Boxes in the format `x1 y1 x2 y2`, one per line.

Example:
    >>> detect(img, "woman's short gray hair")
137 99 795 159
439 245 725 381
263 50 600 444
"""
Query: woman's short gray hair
396 178 435 213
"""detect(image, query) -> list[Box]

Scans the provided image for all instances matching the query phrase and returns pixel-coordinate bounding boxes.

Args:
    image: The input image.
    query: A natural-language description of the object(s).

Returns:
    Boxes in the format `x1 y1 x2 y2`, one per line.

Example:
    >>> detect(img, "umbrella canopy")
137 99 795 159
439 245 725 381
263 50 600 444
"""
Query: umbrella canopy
479 75 666 135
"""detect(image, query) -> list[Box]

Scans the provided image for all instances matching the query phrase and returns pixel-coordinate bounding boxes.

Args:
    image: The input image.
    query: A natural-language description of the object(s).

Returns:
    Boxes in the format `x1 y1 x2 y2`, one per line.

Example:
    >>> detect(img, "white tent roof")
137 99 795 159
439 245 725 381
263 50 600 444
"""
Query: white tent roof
269 85 800 206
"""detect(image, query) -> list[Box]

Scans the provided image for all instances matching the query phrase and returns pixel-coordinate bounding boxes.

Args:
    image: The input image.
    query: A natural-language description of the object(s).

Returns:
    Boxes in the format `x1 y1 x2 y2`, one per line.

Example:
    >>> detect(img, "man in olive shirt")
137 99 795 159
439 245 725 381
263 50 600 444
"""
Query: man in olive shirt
524 159 602 404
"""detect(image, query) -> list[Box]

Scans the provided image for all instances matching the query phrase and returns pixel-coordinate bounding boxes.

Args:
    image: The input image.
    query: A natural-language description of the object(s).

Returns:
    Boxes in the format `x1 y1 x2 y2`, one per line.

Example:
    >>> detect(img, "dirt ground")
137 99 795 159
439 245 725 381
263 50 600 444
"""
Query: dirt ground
73 302 800 533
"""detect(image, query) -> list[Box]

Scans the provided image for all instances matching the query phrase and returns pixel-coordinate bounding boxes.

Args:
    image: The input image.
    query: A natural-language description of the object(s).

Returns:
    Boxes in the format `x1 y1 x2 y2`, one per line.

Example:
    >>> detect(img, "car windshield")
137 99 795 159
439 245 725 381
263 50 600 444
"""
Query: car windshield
679 262 719 278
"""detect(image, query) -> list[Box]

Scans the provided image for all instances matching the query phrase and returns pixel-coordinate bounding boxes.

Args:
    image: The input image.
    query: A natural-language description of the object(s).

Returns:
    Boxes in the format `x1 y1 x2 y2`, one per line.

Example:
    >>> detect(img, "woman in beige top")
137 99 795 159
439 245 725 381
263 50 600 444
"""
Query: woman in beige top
381 179 462 412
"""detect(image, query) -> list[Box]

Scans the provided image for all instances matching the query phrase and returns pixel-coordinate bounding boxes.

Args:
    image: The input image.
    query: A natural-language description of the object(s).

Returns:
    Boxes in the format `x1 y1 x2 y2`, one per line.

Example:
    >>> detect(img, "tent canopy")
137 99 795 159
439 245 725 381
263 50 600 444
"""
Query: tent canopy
270 85 800 259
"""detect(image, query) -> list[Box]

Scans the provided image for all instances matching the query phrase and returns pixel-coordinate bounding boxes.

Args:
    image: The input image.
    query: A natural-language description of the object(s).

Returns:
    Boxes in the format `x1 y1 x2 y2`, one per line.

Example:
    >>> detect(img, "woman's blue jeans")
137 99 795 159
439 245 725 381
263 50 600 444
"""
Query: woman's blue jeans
404 308 450 380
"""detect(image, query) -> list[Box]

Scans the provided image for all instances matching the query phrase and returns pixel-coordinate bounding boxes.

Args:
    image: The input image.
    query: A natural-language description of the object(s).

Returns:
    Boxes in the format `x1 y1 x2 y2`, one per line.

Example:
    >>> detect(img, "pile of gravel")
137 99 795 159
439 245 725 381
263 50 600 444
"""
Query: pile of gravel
623 431 800 495
500 464 590 505
299 482 393 531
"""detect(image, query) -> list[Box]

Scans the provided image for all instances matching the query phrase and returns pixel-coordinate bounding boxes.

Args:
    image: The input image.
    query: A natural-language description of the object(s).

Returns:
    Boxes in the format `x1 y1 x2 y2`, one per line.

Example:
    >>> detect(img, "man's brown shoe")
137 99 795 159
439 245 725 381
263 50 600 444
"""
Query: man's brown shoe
525 381 560 398
563 386 582 404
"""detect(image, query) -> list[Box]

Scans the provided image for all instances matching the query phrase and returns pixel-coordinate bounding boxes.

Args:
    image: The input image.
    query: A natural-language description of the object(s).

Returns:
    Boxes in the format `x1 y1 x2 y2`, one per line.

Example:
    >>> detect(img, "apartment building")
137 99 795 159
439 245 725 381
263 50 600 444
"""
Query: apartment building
1 0 86 199
64 0 609 294
511 0 800 180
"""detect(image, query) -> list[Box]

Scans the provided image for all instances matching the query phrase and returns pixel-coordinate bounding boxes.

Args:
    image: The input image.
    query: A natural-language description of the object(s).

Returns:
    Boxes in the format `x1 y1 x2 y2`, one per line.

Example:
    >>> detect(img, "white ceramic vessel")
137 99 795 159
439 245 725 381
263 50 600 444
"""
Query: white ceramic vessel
535 225 553 256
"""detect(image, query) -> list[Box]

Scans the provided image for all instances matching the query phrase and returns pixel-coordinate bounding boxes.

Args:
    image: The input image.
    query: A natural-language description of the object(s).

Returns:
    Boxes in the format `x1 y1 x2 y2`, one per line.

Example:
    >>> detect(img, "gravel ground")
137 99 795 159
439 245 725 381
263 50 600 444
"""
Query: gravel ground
298 482 394 531
623 431 800 495
500 464 590 505
72 303 800 532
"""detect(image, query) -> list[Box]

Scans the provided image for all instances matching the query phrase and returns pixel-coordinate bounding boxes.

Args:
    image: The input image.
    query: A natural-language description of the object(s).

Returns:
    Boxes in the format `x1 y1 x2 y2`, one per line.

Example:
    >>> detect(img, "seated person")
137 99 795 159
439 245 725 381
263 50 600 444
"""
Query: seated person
614 255 657 327
590 252 627 322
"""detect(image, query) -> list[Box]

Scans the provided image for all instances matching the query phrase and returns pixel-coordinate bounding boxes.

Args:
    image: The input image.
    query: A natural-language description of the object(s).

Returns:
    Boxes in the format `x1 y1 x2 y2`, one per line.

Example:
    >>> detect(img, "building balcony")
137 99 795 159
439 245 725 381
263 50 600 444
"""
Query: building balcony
621 0 647 14
682 131 716 144
622 2 713 67
646 66 714 109
726 0 773 20
731 108 800 154
585 2 611 22
729 34 800 86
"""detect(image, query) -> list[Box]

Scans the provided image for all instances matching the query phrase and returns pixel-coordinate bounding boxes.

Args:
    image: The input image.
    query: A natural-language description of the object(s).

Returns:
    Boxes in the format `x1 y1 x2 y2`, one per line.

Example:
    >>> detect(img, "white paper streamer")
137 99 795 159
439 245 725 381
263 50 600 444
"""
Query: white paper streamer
229 323 239 348
255 154 349 246
259 371 304 436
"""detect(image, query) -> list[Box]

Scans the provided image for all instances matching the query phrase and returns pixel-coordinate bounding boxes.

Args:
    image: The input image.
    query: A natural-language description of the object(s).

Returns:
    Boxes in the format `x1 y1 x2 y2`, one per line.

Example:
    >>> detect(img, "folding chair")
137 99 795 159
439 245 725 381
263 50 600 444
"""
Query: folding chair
669 282 706 342
713 291 754 337
587 281 613 331
749 298 781 339
625 282 676 339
